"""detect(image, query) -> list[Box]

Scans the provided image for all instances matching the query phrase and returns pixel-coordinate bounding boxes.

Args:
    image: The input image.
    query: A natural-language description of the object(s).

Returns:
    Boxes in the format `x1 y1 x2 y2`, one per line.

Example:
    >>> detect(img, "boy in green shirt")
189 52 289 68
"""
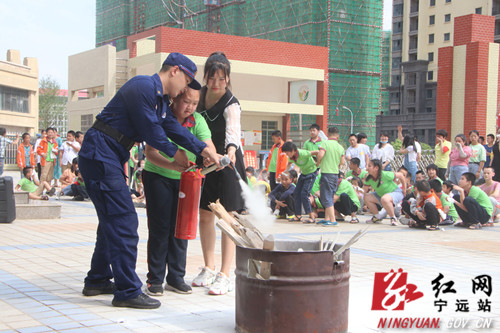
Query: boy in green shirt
429 179 458 225
345 157 367 180
316 127 345 226
334 176 361 223
15 166 55 200
452 172 493 229
282 141 319 223
303 123 323 152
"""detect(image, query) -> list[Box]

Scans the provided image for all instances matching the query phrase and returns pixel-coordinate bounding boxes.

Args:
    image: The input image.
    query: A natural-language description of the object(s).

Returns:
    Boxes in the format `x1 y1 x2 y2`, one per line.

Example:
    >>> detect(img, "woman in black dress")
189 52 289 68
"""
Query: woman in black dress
191 52 246 295
491 127 500 181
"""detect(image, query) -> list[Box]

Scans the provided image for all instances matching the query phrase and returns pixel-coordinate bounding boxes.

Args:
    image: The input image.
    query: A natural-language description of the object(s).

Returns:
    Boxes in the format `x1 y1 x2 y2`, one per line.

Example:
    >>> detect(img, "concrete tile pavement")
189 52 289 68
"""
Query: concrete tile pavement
1 171 499 332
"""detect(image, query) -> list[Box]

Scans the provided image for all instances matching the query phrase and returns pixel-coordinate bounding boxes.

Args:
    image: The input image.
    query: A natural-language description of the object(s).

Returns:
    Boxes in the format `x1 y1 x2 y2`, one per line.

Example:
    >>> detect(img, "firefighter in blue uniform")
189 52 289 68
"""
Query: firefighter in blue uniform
79 53 222 309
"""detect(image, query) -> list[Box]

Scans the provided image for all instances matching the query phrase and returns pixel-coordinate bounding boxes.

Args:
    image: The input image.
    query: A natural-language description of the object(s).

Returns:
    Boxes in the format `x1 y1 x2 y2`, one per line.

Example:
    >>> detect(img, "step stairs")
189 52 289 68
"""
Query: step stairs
14 191 61 220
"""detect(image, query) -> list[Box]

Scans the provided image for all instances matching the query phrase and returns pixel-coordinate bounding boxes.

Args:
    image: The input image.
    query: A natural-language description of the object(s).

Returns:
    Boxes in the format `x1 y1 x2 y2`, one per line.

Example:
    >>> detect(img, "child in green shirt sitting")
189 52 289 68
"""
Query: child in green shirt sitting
15 166 55 200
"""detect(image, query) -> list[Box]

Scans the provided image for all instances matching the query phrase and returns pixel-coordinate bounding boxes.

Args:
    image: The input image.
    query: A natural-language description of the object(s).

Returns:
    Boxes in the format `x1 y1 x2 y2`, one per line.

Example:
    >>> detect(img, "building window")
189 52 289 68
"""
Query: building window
428 52 434 61
393 21 402 33
429 34 434 43
261 121 278 150
392 57 402 69
445 14 451 22
390 109 401 115
81 114 94 132
392 75 401 86
392 39 402 51
429 15 435 25
445 0 451 3
393 4 403 16
390 92 400 103
426 89 433 99
0 85 29 113
444 33 450 41
408 107 416 114
430 0 435 6
426 107 433 113
428 71 434 80
476 7 482 14
409 54 417 61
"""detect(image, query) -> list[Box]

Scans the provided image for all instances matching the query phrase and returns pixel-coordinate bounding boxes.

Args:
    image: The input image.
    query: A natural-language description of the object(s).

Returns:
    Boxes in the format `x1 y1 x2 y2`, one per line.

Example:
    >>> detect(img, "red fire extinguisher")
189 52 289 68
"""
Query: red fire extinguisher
175 168 205 240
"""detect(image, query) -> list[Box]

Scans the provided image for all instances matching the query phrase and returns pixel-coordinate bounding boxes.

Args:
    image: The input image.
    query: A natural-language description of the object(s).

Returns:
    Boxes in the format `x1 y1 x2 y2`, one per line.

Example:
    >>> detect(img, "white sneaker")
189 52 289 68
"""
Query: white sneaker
192 267 216 287
55 190 62 200
208 272 232 295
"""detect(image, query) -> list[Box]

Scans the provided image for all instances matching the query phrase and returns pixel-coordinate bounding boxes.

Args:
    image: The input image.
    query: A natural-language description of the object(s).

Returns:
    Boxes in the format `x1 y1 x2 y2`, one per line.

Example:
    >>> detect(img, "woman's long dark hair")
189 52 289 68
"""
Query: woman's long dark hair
203 51 231 88
366 159 383 187
402 134 414 150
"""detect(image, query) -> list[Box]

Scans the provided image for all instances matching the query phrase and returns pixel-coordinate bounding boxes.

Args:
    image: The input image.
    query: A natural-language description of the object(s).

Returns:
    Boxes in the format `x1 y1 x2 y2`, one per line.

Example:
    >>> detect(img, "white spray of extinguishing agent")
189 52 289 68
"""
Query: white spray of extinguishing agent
229 162 275 229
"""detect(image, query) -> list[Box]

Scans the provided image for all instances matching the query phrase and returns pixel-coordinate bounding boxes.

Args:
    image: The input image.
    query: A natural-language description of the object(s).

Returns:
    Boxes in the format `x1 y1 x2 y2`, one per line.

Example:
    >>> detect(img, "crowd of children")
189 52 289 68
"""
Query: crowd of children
254 125 500 231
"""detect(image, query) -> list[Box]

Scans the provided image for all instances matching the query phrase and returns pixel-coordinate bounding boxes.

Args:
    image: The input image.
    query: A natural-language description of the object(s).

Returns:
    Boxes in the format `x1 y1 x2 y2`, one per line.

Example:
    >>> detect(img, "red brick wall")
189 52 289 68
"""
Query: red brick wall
436 46 453 136
463 42 490 136
454 14 495 47
128 26 329 136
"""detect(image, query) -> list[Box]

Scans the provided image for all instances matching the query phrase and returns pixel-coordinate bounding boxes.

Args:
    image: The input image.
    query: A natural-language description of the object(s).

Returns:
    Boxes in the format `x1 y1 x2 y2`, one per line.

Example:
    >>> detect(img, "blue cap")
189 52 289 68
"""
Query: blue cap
162 52 201 90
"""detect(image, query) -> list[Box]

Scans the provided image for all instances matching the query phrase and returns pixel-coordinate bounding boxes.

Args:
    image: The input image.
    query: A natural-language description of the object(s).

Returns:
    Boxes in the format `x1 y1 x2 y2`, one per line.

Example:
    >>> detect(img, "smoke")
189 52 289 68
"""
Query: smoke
238 179 275 229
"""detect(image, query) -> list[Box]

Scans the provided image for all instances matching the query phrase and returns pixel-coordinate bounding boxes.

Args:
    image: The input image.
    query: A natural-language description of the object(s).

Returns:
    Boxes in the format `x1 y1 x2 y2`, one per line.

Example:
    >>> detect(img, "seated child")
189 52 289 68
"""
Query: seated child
452 172 493 229
442 180 453 196
402 180 443 230
60 157 78 189
364 159 406 225
15 166 55 200
350 176 364 213
246 167 257 187
426 164 443 184
334 176 361 224
346 157 367 179
71 169 89 201
429 179 458 225
479 166 500 223
256 169 271 195
268 171 296 219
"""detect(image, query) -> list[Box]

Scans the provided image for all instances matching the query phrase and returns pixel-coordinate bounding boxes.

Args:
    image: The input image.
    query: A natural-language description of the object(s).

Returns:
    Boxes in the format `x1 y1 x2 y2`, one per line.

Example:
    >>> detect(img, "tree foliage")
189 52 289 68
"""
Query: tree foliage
391 138 433 152
39 76 66 131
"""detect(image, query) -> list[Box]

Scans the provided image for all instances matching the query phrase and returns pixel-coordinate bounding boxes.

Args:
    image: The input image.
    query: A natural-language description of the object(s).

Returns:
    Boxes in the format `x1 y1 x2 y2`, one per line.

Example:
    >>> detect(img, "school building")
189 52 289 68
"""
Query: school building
67 26 329 168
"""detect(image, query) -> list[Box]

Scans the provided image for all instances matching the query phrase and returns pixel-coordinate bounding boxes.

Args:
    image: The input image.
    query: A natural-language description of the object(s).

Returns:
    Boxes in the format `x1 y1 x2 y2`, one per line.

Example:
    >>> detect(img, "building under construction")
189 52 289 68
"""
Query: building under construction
96 0 383 144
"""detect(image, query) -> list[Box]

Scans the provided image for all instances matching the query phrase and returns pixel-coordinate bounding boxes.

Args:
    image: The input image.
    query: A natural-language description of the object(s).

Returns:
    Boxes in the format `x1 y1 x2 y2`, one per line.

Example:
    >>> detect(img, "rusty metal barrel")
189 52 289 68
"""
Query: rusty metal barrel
235 240 350 333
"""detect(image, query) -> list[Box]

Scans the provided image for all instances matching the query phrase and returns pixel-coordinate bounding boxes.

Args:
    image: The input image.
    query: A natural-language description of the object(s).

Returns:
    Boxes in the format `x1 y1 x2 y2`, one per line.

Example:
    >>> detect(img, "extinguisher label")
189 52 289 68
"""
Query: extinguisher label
179 192 186 199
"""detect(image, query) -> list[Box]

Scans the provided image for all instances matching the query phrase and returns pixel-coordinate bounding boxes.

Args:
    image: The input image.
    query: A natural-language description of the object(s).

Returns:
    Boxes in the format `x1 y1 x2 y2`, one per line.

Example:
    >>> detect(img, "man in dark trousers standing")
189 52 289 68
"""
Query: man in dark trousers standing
79 53 222 309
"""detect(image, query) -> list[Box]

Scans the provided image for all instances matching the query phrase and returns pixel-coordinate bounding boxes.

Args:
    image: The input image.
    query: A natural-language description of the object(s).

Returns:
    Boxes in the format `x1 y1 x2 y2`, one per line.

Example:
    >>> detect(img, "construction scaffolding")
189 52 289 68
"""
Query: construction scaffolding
95 0 383 145
380 31 392 116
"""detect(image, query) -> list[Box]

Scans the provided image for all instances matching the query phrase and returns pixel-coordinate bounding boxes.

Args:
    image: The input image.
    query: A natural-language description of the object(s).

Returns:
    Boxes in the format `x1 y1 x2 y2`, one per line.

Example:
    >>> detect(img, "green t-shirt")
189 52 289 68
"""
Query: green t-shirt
311 172 323 209
268 146 280 172
468 186 493 216
345 169 367 180
319 139 345 174
336 179 361 208
46 142 54 162
303 138 322 152
129 145 138 168
144 113 211 180
440 192 458 220
18 178 37 193
294 149 317 175
469 144 486 163
364 171 398 197
429 176 443 184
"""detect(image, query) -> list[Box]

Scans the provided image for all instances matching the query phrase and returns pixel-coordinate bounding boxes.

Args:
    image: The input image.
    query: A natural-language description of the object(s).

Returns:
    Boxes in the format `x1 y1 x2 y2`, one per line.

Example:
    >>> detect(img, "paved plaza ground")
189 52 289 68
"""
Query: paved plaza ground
0 170 499 333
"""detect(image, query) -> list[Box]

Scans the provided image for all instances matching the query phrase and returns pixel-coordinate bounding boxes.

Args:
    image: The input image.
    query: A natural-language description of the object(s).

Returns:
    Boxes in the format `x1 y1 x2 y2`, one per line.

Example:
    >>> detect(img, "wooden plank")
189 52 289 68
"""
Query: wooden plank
259 234 274 279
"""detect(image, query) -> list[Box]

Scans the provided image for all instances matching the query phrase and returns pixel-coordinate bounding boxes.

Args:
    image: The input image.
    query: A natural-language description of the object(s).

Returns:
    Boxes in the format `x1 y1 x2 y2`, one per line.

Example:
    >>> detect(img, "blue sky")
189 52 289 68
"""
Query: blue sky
0 0 392 89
